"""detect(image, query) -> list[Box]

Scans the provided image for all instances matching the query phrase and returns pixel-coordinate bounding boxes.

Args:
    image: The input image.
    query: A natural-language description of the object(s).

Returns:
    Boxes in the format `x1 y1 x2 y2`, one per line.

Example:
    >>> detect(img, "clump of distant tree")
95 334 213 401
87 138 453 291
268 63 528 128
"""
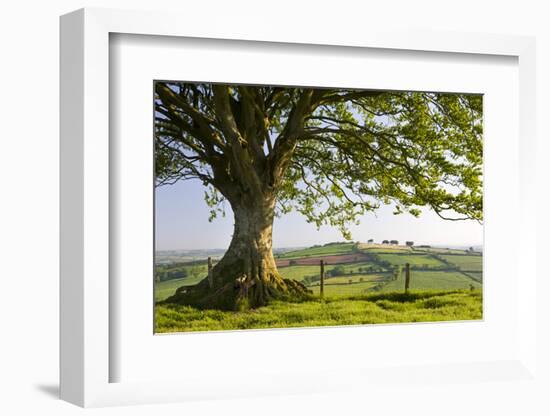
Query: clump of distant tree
301 274 321 285
328 265 347 277
155 265 188 282
323 241 352 246
155 261 211 282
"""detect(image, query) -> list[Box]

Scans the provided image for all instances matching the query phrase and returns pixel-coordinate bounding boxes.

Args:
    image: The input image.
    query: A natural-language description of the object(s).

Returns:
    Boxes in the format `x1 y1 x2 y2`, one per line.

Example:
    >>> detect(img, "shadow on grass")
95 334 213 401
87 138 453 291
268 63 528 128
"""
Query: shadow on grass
158 289 480 311
349 290 462 303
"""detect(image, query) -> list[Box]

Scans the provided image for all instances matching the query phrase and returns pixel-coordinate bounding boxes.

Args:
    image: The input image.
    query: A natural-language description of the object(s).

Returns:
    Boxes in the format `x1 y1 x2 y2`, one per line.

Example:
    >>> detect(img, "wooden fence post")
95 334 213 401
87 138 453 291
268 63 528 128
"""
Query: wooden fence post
404 263 410 293
320 260 325 298
207 257 213 289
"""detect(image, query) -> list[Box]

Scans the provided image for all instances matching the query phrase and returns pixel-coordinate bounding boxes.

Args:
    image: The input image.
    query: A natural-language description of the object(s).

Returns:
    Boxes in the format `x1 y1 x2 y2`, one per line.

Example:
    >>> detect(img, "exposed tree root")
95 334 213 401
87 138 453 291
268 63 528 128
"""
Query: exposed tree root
162 270 312 311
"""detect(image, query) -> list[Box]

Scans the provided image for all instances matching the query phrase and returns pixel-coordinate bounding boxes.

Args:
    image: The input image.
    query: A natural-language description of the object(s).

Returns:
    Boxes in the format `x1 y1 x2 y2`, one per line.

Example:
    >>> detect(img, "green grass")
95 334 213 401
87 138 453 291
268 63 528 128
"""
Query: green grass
154 267 384 301
322 273 385 285
278 262 380 282
376 253 444 267
155 273 207 302
361 247 412 253
378 270 481 292
156 252 482 302
156 278 187 302
439 255 482 272
278 264 335 281
155 289 482 332
155 263 209 283
309 280 381 296
465 271 483 282
277 243 355 259
332 261 381 273
413 247 470 254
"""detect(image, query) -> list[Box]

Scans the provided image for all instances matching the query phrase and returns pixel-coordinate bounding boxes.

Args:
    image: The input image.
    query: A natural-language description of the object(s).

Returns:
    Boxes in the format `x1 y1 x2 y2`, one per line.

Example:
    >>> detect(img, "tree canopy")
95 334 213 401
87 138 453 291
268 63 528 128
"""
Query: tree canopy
155 82 483 239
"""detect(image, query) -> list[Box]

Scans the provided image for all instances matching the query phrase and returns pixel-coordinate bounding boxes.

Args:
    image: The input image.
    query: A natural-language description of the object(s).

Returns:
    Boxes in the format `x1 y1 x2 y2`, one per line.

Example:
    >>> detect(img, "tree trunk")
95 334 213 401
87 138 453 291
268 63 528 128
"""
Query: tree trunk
163 194 310 310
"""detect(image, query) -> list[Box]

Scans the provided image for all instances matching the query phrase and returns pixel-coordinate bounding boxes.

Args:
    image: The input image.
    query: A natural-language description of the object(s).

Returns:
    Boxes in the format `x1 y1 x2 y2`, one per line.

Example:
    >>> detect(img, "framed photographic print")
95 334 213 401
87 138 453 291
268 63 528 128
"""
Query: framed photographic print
152 80 484 333
60 7 539 409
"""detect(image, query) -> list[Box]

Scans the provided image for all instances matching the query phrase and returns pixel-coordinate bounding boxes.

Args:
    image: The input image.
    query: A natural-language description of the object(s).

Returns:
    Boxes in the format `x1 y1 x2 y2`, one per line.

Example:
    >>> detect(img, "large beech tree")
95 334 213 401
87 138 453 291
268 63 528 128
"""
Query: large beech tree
155 82 482 310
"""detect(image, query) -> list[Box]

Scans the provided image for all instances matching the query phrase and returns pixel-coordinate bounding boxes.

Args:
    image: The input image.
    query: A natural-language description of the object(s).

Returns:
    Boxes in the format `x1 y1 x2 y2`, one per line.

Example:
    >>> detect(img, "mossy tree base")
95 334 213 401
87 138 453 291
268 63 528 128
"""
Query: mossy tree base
163 271 311 311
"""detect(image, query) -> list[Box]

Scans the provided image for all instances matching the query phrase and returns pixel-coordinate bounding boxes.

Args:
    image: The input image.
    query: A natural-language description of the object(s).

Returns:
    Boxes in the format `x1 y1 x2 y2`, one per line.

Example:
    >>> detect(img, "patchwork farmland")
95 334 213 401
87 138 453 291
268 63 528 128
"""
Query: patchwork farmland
155 241 482 301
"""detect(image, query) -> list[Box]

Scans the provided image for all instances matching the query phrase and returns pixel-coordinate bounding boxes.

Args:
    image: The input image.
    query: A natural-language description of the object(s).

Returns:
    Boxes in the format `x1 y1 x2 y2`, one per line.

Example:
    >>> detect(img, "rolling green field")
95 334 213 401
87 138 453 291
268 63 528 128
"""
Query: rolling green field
155 277 189 302
379 270 481 292
155 242 483 302
375 253 443 267
439 254 483 271
308 279 382 297
361 247 412 253
156 289 482 332
155 262 209 291
328 261 381 273
318 273 386 285
155 242 483 331
278 262 380 282
277 242 355 259
413 247 470 254
464 271 483 282
278 264 335 281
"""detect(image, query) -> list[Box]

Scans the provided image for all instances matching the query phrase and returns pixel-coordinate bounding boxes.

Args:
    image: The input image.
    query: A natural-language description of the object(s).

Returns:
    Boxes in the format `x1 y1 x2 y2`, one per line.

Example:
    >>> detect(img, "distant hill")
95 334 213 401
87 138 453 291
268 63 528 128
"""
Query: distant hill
155 240 483 301
276 242 356 259
155 248 226 264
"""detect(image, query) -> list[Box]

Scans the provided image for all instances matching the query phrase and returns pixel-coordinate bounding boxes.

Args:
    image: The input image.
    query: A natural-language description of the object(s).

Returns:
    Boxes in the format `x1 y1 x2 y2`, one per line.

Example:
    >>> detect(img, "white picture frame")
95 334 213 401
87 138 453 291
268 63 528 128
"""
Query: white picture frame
60 7 538 408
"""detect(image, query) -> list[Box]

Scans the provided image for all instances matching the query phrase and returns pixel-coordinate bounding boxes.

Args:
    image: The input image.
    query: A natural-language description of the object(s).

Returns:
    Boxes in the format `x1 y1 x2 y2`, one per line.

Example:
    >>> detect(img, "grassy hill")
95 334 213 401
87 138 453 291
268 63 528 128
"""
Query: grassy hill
375 253 443 267
378 270 481 292
439 254 482 271
278 264 334 281
277 242 356 259
156 289 482 332
154 262 209 301
155 241 483 302
413 247 472 255
155 277 188 302
358 243 412 252
308 276 385 297
279 261 381 281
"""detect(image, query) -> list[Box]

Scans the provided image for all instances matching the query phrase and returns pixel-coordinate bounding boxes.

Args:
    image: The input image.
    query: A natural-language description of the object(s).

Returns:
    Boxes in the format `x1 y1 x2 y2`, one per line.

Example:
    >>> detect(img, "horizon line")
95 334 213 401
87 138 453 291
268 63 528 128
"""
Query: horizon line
156 241 484 253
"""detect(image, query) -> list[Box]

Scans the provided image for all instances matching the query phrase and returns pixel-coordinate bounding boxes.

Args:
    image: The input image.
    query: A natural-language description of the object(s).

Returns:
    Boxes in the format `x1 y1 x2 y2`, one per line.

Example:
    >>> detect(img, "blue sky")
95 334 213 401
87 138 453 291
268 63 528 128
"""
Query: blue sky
155 178 483 251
